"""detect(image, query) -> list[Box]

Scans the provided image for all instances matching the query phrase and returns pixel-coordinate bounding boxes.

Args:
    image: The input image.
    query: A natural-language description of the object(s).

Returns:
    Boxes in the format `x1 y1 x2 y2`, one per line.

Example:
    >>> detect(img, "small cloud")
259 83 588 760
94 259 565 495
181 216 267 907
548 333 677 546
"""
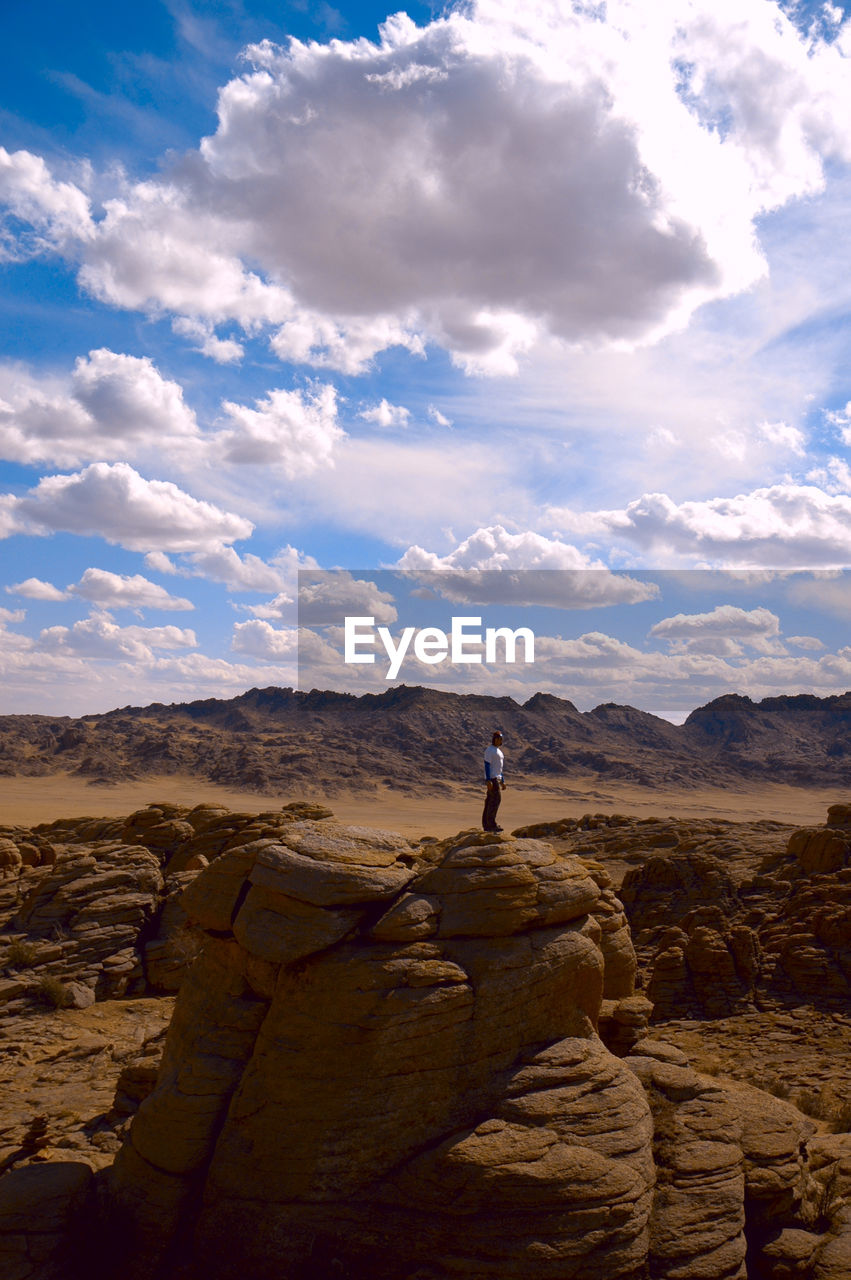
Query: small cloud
298 572 397 625
358 399 411 429
69 568 195 612
144 551 181 575
172 317 244 364
806 458 851 495
397 525 657 608
0 347 200 468
9 462 253 553
759 420 805 456
548 485 851 568
649 604 783 654
428 405 452 428
232 619 298 660
824 401 851 445
244 591 296 621
8 577 69 601
788 634 826 651
186 546 288 592
217 384 343 474
39 611 197 660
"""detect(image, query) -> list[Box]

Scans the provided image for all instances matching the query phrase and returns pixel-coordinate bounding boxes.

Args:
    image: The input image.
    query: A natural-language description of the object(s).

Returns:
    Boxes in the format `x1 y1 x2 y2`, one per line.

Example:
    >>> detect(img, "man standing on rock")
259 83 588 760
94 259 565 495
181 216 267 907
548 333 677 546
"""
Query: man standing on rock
482 730 506 832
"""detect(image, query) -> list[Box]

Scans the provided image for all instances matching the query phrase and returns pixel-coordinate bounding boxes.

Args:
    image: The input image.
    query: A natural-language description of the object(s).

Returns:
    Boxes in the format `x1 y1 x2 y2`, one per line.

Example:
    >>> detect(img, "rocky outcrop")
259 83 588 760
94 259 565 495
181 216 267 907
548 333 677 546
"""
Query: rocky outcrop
616 809 851 1018
620 850 740 936
627 1040 817 1279
3 806 851 1279
101 821 654 1280
0 802 335 1014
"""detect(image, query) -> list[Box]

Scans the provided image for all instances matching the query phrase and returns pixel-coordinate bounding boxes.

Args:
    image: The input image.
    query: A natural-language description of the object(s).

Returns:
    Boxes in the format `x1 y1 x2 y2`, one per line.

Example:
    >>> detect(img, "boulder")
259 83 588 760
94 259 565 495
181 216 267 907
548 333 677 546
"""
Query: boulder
107 824 650 1279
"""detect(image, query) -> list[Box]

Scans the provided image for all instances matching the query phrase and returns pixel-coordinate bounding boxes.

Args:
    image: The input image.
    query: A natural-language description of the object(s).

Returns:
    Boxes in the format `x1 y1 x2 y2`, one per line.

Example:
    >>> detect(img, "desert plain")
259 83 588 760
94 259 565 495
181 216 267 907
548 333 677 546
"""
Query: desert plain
3 771 851 833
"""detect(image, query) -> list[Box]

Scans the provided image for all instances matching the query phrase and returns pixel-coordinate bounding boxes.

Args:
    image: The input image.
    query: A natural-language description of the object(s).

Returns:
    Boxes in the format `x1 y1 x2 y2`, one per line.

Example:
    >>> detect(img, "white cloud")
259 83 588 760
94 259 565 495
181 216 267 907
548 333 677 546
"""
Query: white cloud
0 493 20 538
71 348 197 444
549 485 851 567
0 146 93 258
788 634 826 650
8 577 68 601
269 312 424 375
171 317 244 364
144 551 179 576
231 619 298 660
0 606 25 623
145 541 316 593
6 1 851 371
649 604 783 654
69 568 195 612
397 525 658 607
0 352 344 484
358 399 411 429
428 405 452 427
825 400 851 443
807 457 851 495
244 591 295 621
6 462 253 552
0 348 199 468
39 612 197 661
216 384 343 474
297 572 397 625
759 419 806 455
185 545 289 592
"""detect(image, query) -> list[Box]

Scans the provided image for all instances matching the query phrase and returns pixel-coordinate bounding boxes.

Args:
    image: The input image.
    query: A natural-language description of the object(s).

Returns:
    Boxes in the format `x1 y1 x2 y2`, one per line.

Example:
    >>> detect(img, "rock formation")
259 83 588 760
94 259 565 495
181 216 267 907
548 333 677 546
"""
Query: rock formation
616 806 851 1019
0 802 333 1014
1 804 850 1279
105 821 653 1279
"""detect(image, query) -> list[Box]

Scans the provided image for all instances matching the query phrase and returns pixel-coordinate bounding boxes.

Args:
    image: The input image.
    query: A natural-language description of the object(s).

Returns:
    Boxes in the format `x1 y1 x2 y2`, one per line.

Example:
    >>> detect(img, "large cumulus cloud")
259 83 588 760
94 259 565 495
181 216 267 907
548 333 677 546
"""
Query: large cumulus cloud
4 0 851 373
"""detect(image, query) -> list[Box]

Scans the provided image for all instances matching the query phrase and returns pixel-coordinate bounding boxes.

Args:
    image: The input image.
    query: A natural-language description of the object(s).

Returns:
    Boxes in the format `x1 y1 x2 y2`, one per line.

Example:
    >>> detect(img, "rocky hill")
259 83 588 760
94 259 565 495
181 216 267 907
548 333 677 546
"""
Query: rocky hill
2 686 851 793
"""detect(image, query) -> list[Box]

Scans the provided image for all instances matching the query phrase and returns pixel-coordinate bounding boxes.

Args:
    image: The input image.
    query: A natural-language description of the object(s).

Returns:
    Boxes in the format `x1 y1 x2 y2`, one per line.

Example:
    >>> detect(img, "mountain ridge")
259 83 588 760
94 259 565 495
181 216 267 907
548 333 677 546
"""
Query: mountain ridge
2 685 851 794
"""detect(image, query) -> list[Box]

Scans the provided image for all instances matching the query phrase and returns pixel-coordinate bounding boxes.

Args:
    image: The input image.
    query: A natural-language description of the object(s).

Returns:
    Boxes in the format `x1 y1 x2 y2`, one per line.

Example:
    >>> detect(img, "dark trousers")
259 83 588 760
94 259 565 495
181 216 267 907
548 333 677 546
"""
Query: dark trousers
482 781 502 831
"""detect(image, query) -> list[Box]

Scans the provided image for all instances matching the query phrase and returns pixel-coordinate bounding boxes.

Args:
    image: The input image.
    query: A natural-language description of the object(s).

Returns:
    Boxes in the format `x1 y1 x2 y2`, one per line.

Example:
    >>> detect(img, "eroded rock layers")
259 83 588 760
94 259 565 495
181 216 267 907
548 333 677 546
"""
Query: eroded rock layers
615 807 851 1020
107 822 656 1280
2 804 851 1279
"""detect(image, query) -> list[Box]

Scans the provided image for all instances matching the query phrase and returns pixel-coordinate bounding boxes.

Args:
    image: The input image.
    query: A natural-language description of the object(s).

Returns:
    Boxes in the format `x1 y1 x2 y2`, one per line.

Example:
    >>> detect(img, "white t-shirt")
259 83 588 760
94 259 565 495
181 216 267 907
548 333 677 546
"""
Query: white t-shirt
484 744 504 781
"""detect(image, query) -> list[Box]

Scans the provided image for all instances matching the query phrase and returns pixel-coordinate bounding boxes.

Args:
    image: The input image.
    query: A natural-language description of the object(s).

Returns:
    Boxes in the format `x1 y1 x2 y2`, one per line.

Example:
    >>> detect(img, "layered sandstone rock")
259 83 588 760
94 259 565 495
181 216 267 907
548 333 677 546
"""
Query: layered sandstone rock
0 802 336 1014
4 806 851 1279
106 823 652 1280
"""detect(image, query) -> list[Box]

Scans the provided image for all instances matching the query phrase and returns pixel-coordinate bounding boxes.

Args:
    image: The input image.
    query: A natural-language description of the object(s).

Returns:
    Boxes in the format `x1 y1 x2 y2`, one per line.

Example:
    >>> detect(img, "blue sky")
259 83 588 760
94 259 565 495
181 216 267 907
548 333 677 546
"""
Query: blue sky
3 0 851 717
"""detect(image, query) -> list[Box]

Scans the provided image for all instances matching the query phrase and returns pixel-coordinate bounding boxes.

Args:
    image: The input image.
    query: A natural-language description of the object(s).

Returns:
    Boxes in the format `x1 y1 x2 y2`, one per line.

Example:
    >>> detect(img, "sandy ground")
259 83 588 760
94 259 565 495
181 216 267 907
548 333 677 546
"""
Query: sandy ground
0 771 846 837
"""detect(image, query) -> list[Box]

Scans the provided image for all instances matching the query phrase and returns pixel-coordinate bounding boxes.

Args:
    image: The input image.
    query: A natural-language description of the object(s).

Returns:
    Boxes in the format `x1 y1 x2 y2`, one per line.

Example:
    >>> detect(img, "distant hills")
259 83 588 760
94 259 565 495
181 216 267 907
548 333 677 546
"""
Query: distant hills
2 685 851 794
